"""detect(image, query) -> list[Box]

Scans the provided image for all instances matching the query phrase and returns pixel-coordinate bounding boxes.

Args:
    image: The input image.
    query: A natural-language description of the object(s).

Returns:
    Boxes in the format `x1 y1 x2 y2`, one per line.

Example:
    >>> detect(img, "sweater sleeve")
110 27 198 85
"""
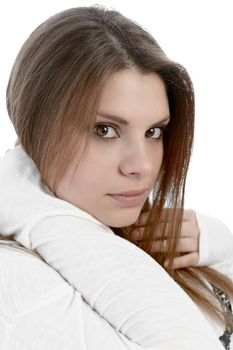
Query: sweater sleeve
18 214 223 350
0 247 154 350
195 211 233 280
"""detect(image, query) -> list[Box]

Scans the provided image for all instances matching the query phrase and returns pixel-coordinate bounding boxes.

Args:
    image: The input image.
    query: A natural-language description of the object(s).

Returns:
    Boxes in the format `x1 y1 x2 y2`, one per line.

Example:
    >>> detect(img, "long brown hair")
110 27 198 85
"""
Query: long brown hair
3 5 233 328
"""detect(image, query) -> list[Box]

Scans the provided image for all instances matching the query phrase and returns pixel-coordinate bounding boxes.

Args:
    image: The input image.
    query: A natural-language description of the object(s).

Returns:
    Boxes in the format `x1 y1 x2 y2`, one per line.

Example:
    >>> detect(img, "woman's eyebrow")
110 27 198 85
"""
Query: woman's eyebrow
97 112 170 126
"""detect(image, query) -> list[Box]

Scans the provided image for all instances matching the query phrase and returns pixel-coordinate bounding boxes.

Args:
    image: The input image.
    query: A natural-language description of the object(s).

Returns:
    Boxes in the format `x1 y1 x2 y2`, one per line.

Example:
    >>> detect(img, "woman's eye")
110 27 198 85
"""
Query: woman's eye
145 127 162 140
94 124 118 138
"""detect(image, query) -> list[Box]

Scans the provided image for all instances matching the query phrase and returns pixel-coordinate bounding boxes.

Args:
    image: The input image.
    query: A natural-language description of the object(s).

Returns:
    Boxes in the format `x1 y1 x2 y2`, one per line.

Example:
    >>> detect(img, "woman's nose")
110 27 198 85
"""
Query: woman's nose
119 142 158 178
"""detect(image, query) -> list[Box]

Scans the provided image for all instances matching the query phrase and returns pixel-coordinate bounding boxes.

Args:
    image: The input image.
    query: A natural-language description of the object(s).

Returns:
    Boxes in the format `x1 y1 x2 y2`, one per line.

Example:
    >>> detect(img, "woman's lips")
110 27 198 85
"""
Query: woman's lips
108 191 148 207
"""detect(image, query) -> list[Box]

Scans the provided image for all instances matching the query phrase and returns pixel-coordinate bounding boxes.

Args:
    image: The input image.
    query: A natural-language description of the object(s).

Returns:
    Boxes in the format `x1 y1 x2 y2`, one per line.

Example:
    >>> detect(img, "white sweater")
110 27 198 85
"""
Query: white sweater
0 145 232 350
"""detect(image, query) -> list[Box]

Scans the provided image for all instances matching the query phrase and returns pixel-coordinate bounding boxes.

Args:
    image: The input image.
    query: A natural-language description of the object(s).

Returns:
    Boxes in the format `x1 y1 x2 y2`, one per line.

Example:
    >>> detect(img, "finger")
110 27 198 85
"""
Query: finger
131 221 191 241
155 216 199 239
136 208 195 226
136 207 179 225
133 209 199 240
151 237 198 253
180 220 199 238
182 209 197 222
159 208 196 224
131 223 171 241
153 221 197 239
164 252 199 269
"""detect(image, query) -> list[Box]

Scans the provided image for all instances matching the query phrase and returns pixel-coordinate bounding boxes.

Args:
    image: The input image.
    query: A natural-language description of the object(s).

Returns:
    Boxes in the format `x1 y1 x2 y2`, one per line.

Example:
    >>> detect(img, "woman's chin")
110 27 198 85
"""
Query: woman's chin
102 212 140 228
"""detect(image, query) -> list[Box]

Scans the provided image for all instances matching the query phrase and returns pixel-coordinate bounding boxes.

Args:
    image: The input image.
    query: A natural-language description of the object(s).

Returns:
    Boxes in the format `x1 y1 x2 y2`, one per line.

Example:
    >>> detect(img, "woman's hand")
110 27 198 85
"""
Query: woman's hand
131 209 200 269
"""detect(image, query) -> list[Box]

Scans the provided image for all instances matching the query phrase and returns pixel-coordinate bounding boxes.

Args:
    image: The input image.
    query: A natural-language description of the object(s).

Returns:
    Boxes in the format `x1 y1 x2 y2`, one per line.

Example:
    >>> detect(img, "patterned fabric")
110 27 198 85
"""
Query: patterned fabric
212 284 233 350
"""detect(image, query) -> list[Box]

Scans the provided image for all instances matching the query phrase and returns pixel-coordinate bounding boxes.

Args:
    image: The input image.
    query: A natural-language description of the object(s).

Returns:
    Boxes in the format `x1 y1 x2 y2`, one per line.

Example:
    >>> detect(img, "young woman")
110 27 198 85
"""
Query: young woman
0 5 232 350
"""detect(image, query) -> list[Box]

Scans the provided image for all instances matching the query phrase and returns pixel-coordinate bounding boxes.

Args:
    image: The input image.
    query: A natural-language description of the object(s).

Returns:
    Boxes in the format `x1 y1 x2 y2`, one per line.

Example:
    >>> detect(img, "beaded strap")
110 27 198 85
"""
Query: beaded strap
211 284 233 350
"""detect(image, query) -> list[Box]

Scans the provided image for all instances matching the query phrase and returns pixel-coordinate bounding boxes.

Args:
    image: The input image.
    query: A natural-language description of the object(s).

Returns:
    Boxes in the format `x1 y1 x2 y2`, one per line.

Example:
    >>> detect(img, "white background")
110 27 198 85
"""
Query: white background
0 0 232 231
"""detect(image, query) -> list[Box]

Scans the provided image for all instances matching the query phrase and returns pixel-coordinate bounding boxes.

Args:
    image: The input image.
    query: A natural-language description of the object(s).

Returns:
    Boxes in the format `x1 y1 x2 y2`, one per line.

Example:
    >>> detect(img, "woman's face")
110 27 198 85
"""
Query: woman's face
55 69 170 227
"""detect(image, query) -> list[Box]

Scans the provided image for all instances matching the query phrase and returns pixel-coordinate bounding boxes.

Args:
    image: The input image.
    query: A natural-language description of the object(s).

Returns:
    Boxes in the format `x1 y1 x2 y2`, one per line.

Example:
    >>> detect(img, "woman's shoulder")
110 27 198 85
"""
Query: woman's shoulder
0 240 69 285
0 241 73 319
